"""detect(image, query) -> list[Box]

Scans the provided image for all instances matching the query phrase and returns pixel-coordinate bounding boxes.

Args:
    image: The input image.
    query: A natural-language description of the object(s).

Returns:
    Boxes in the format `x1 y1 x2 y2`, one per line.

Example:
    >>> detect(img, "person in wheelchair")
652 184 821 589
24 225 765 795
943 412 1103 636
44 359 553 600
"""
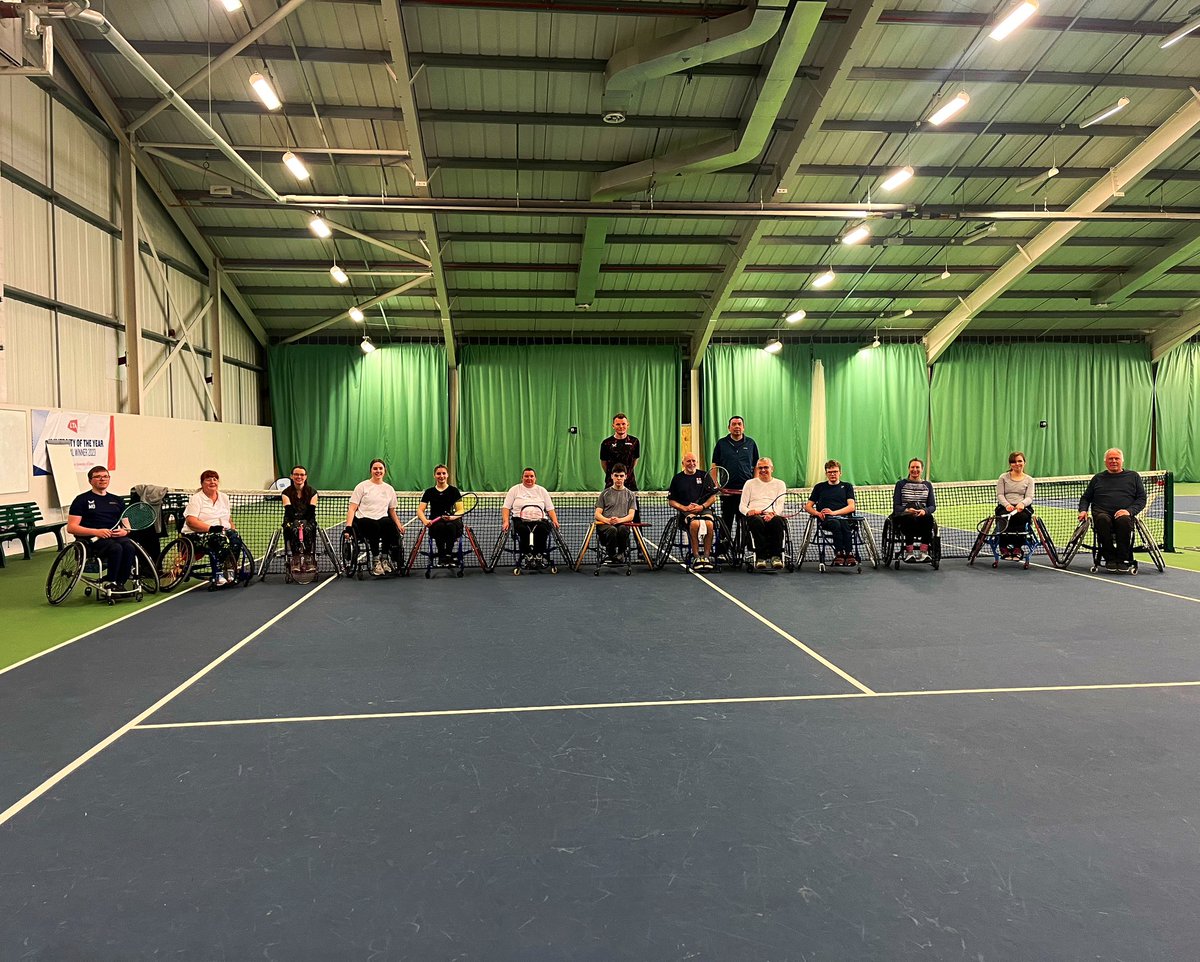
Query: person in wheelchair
1077 448 1146 572
667 452 719 570
501 468 560 567
66 466 138 593
805 460 857 566
281 465 318 573
346 458 405 576
891 458 936 562
183 469 245 586
593 465 637 564
995 451 1035 559
740 457 787 571
417 464 463 567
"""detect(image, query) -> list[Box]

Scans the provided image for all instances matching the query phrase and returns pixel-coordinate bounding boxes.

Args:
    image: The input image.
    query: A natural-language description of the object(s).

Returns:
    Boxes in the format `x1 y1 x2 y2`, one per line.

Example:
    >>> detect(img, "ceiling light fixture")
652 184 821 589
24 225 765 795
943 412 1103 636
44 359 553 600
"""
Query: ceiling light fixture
349 306 365 322
922 266 952 285
880 165 915 192
926 90 970 126
1015 166 1059 192
840 222 871 246
784 309 807 324
220 0 243 10
308 215 332 238
989 0 1038 40
329 264 349 285
960 222 997 246
870 334 881 349
282 151 309 180
360 334 376 354
248 72 282 111
1160 14 1200 48
812 269 836 289
1079 97 1130 129
764 338 783 355
883 308 914 323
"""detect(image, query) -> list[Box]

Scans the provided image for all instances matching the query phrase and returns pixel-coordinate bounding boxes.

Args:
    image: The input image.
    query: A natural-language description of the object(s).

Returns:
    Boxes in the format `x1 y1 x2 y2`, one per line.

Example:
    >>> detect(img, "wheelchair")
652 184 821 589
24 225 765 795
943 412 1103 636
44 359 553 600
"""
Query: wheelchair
489 519 574 575
880 515 942 571
257 521 343 584
1059 513 1165 574
406 520 487 578
46 537 159 606
795 513 879 573
575 521 653 575
740 513 797 573
967 512 1058 570
156 531 255 591
652 513 731 573
340 524 405 580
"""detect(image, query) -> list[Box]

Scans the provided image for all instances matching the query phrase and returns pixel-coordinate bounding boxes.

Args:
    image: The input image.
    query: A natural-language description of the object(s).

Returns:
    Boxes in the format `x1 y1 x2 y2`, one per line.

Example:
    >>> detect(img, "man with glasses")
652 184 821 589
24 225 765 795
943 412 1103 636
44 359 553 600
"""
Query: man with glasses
739 458 787 570
1077 448 1146 571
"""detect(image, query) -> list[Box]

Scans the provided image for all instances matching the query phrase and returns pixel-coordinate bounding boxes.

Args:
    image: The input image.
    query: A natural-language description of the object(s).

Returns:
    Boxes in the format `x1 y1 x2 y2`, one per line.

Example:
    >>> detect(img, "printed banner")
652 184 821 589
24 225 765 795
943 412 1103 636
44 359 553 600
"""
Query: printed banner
31 410 117 476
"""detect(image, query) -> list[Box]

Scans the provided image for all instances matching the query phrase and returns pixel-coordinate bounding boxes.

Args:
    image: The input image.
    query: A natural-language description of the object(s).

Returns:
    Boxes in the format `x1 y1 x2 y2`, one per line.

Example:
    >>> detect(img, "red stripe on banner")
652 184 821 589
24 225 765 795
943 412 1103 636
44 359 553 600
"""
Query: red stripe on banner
107 416 116 471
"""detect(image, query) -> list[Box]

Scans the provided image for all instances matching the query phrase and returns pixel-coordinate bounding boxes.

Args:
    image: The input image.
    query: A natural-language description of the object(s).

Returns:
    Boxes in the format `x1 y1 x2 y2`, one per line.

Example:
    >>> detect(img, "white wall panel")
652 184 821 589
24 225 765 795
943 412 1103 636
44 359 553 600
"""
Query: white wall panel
168 270 207 348
141 336 173 418
54 210 115 315
240 367 261 425
51 104 112 218
136 255 169 335
5 301 58 407
0 78 50 180
2 181 52 296
170 348 209 422
57 315 120 411
221 307 260 365
136 182 199 268
220 361 242 425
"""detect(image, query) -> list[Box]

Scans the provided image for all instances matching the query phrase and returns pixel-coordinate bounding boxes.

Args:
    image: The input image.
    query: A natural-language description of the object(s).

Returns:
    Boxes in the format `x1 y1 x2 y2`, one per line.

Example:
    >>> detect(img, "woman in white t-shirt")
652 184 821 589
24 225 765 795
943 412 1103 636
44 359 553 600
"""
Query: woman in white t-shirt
183 469 242 586
345 458 405 575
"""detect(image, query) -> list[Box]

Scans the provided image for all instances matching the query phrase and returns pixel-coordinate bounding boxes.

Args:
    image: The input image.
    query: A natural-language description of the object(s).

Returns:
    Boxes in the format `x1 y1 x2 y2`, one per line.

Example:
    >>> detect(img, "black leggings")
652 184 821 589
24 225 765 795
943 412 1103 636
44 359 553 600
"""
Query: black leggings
893 513 934 543
90 537 138 584
355 517 400 558
1092 509 1134 561
284 520 316 556
429 517 463 556
744 514 785 556
820 517 854 556
513 518 551 555
994 505 1032 549
597 524 629 554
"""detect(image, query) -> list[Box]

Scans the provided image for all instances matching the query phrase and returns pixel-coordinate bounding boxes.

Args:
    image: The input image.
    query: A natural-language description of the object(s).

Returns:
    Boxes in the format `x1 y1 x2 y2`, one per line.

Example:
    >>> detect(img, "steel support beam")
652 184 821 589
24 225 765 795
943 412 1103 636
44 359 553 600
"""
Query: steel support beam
925 89 1200 363
1148 306 1200 362
278 278 434 343
1092 225 1200 306
574 218 609 308
118 142 143 414
210 265 223 422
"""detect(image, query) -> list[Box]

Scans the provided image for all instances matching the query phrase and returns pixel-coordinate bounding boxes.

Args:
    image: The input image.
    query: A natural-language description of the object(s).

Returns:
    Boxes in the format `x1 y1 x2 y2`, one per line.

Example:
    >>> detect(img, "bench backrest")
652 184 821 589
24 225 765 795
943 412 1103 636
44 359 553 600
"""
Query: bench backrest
0 501 43 526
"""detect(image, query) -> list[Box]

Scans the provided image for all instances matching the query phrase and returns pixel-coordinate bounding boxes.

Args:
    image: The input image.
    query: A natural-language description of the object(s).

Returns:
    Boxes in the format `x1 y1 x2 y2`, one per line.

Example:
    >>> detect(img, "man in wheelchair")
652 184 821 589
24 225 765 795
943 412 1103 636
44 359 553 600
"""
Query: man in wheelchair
667 452 719 570
805 459 858 566
184 469 246 586
1077 448 1147 572
66 466 138 592
593 466 637 565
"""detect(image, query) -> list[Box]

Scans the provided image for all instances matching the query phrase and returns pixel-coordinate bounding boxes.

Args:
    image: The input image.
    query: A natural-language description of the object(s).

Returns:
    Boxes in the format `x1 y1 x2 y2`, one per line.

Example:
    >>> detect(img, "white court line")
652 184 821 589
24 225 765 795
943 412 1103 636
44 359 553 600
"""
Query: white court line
0 582 203 679
1031 561 1200 601
0 578 333 829
645 537 874 695
132 678 1200 731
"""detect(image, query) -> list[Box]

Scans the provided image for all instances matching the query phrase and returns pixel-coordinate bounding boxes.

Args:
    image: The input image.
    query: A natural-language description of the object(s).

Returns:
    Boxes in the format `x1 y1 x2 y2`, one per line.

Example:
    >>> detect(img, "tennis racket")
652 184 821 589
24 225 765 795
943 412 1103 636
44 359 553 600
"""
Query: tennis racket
114 501 158 532
450 492 479 519
763 490 806 519
712 465 741 496
272 478 290 491
993 508 1019 536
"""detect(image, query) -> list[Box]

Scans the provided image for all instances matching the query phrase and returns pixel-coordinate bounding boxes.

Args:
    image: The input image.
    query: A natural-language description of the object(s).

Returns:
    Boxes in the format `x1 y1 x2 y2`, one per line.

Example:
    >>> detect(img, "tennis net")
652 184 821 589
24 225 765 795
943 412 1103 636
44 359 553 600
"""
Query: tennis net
161 471 1172 572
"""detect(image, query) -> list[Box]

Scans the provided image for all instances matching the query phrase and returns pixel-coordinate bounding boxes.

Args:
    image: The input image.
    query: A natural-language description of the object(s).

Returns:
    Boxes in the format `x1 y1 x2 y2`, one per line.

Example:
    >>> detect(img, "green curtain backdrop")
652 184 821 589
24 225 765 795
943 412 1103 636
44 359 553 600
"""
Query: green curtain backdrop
457 344 681 490
1156 342 1200 482
268 343 449 490
930 342 1153 481
701 344 811 486
814 343 930 485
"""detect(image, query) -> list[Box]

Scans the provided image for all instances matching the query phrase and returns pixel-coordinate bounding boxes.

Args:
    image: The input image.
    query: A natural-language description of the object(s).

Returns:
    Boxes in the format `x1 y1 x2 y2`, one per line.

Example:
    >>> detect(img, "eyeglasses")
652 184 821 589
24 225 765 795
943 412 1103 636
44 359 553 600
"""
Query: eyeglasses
757 466 771 471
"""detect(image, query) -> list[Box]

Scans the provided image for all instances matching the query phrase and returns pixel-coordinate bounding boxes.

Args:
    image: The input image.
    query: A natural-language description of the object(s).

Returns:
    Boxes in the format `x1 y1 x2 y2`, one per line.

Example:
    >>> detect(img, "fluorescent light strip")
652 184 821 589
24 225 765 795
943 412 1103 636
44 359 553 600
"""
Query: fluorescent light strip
927 90 970 126
221 0 243 10
1079 97 1130 129
841 223 871 246
989 0 1038 40
349 306 365 322
784 309 806 324
308 216 331 238
764 339 783 355
329 265 348 285
812 269 836 289
282 151 309 180
880 165 914 192
1161 15 1200 49
248 72 282 111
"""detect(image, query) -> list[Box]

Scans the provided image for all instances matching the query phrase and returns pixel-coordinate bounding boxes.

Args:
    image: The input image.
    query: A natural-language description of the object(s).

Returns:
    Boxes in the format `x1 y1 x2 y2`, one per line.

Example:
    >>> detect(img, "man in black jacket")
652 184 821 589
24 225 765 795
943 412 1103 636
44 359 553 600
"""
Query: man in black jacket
1078 448 1147 571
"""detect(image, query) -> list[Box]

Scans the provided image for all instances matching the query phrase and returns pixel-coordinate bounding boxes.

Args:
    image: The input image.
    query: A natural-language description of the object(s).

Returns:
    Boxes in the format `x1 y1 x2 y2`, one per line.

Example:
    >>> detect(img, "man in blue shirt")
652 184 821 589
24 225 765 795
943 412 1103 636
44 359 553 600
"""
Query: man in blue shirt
667 453 718 569
711 416 759 550
67 466 136 589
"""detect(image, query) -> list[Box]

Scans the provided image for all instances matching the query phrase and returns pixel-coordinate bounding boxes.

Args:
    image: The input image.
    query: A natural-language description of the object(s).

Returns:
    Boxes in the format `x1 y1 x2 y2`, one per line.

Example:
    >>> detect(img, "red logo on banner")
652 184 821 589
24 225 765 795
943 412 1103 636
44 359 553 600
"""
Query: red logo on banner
68 419 80 433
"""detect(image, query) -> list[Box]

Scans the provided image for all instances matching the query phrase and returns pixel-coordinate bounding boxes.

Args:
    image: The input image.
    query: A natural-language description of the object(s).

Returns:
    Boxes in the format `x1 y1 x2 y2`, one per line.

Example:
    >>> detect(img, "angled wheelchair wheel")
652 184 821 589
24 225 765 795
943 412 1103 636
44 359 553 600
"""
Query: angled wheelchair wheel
46 541 87 605
1032 516 1059 567
222 541 255 587
967 516 994 566
795 517 815 571
157 536 194 592
859 520 880 570
1134 516 1166 573
341 529 362 579
880 518 895 569
1060 517 1090 567
130 541 160 596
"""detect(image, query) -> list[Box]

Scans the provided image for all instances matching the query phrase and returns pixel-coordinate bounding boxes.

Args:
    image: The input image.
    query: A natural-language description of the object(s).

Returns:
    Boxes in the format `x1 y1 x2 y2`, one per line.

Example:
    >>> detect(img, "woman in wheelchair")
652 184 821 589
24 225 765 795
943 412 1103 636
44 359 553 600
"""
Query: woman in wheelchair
66 466 138 592
184 469 246 586
890 458 936 562
995 452 1035 559
417 464 463 567
346 458 405 576
281 465 318 573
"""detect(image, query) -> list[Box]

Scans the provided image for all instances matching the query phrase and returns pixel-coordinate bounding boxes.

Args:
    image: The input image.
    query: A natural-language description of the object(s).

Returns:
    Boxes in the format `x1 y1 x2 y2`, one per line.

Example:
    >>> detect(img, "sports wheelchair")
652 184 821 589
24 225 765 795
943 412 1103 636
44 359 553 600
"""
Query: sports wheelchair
652 512 732 573
340 523 405 580
967 512 1058 570
795 513 879 573
45 537 159 606
575 521 654 575
406 520 487 578
1059 513 1164 574
257 521 343 584
880 515 942 570
490 518 574 575
738 513 797 573
155 530 255 591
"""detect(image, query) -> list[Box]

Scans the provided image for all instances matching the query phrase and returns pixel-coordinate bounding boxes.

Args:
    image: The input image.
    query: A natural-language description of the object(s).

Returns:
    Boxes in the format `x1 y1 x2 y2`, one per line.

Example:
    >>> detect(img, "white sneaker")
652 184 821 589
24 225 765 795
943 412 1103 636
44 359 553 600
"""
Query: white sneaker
214 573 228 587
372 560 385 576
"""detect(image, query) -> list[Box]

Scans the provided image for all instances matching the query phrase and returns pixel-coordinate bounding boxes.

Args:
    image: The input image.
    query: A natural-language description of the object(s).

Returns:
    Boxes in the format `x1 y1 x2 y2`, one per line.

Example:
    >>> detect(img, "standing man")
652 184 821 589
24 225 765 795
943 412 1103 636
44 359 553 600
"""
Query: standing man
67 466 137 591
667 452 718 569
1077 448 1147 571
711 416 759 542
600 412 640 490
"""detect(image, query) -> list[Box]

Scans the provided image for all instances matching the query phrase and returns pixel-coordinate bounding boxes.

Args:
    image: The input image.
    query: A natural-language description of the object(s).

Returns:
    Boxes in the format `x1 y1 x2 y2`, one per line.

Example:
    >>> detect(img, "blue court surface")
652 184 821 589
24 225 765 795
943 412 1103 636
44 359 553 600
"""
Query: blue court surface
3 561 1200 960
